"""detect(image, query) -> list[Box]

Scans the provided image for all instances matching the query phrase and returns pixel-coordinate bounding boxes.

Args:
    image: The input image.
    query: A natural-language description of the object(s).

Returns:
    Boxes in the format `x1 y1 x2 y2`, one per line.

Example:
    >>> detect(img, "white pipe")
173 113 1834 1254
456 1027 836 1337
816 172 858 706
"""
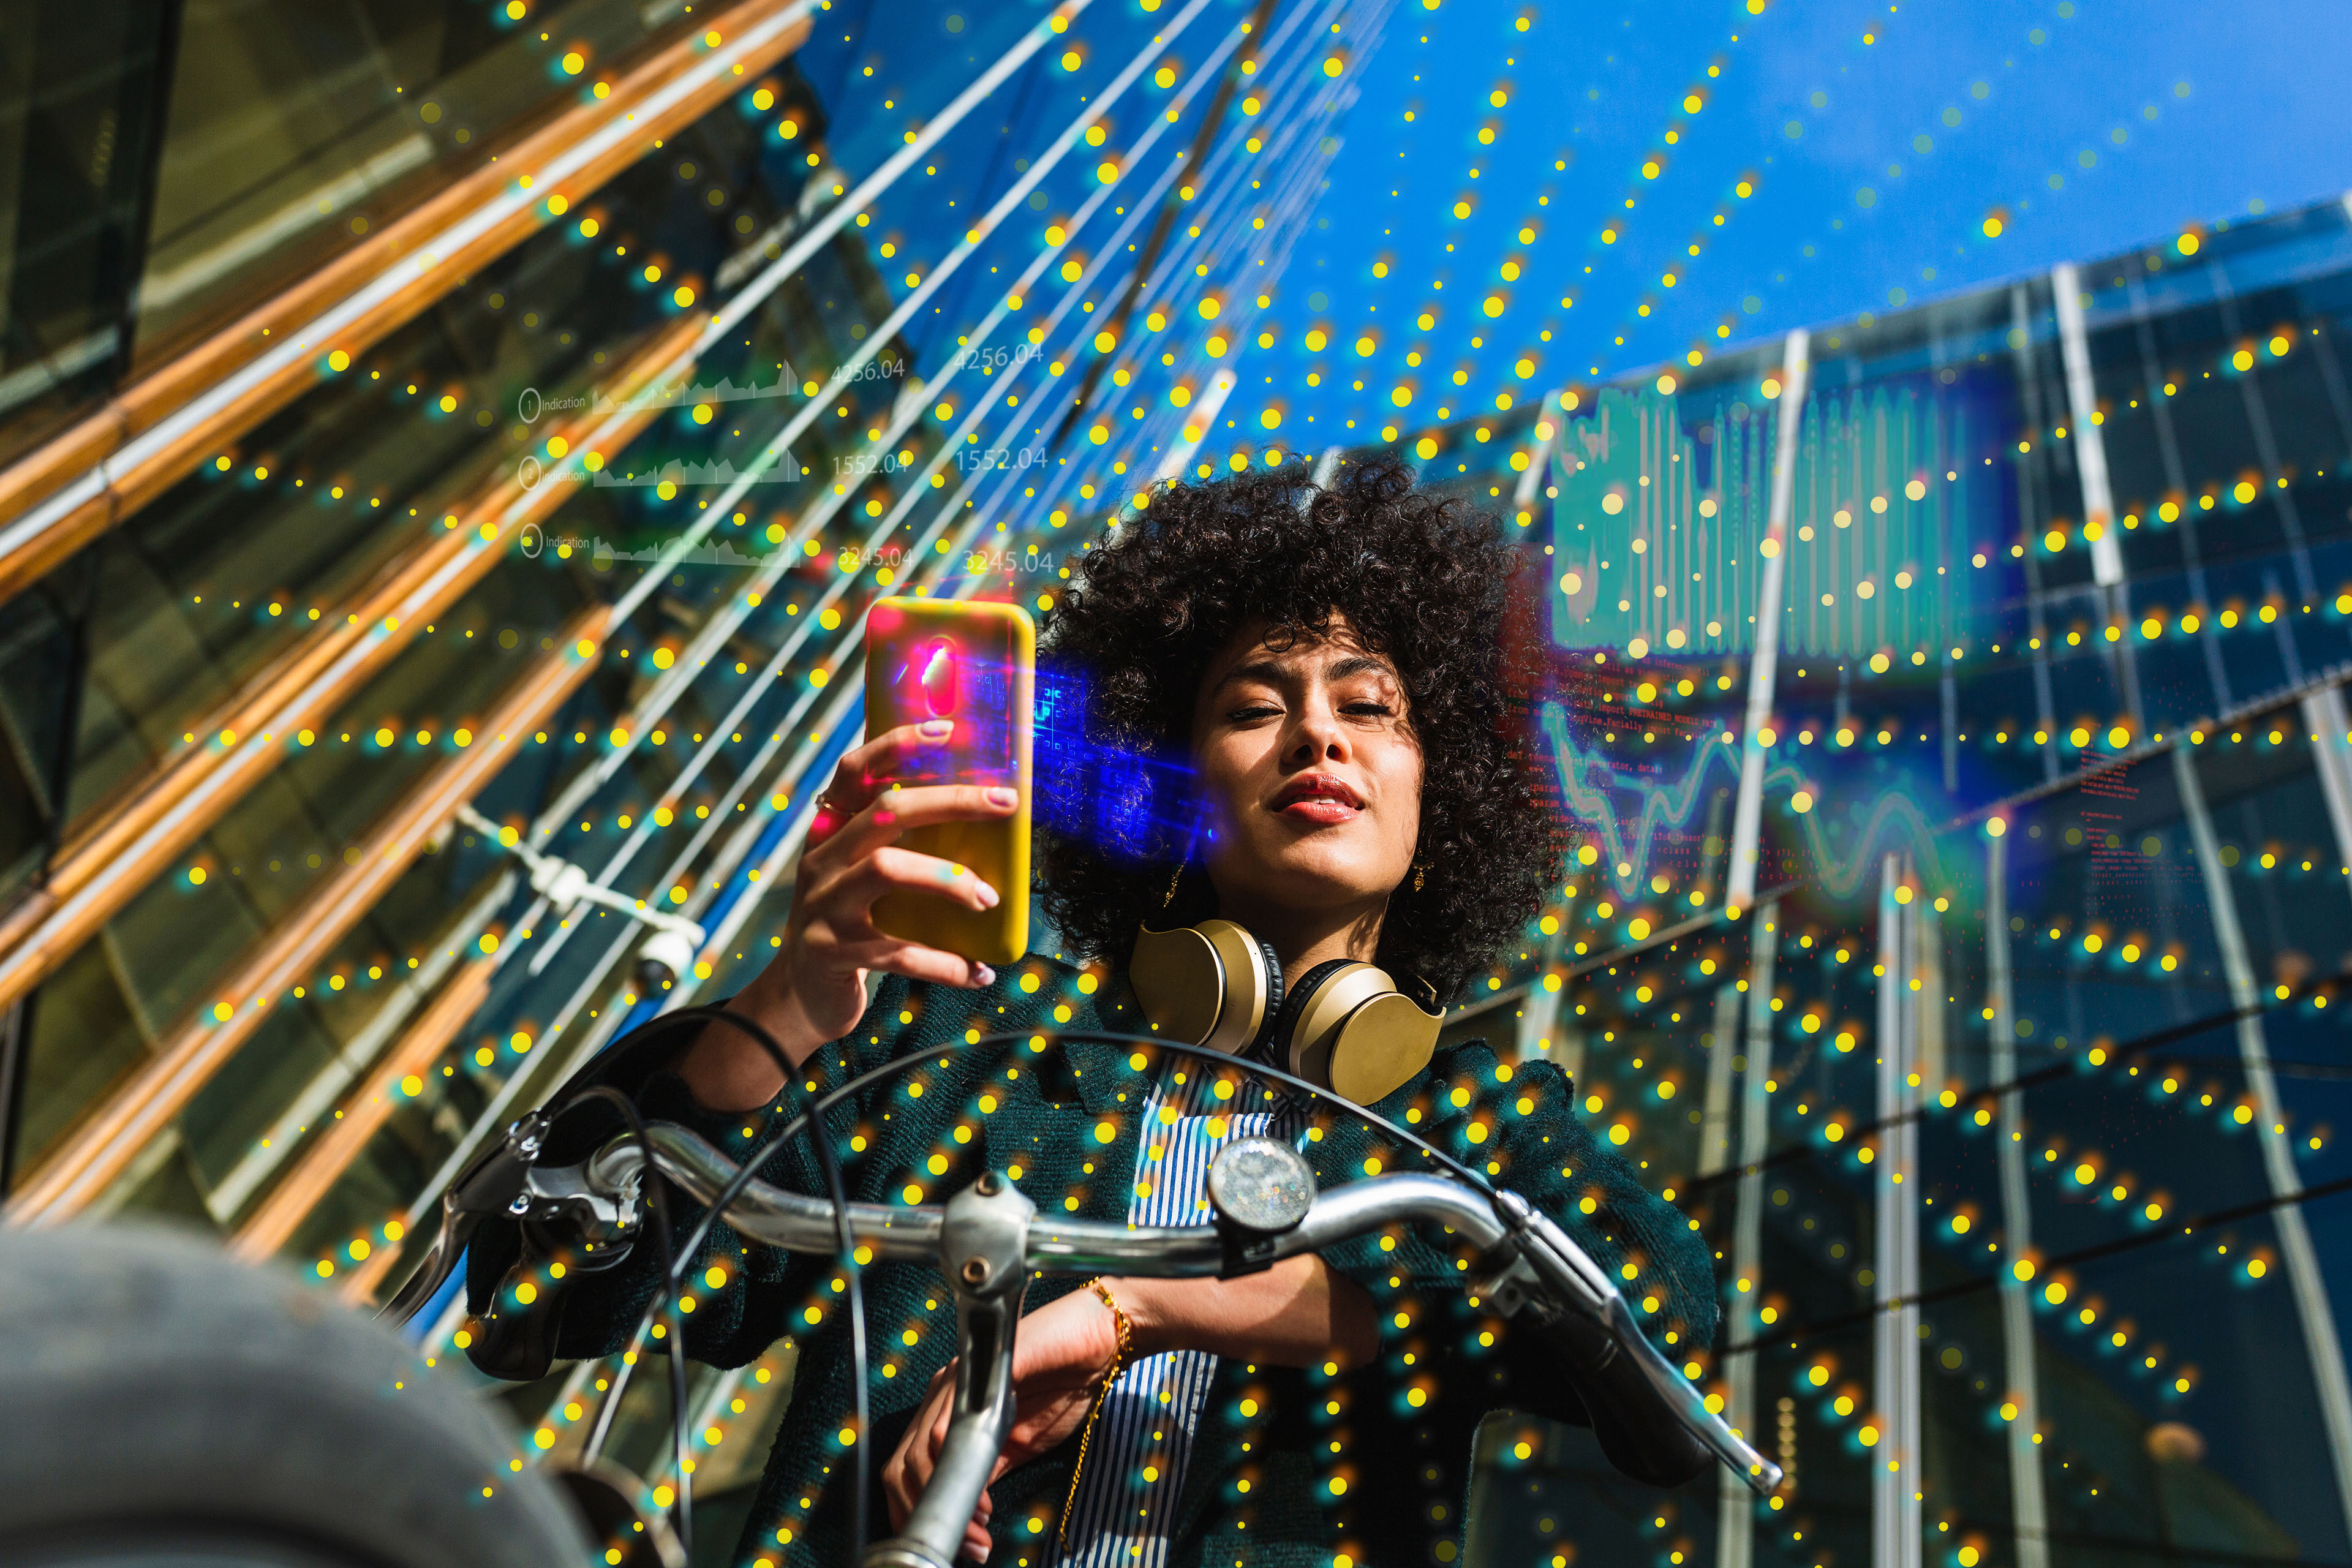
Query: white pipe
1871 854 1922 1568
1985 834 2052 1568
699 0 1098 349
1725 330 1810 914
2174 743 2352 1544
2051 263 2122 587
1716 896 1779 1568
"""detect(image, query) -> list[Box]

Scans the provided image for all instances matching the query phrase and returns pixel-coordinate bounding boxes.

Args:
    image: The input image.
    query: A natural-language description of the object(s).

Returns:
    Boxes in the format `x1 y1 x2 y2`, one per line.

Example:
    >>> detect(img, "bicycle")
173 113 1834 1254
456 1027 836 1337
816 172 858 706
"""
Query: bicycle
387 1015 1782 1568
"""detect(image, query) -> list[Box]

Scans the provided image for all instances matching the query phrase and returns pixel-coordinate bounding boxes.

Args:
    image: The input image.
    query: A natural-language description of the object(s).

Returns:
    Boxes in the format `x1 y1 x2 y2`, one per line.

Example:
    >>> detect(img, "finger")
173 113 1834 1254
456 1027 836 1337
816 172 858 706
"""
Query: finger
883 1433 914 1529
836 720 961 807
969 1487 996 1551
791 912 996 992
886 1371 952 1528
831 781 1021 856
905 1393 952 1496
805 720 958 845
965 1523 993 1562
929 1387 957 1459
890 1412 939 1521
807 780 1016 876
863 941 997 992
968 1495 994 1561
836 843 1005 915
913 1390 959 1488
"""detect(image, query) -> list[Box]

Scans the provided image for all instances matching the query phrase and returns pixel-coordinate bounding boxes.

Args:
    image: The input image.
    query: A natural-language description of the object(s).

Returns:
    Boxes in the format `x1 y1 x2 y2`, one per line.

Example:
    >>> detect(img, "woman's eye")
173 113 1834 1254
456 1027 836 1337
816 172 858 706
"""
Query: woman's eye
1344 701 1395 718
1229 704 1281 722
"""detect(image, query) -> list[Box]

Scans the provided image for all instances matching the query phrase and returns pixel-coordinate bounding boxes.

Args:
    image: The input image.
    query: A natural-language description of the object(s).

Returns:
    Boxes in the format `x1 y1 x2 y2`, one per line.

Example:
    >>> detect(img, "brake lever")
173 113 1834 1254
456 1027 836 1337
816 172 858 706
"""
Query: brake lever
377 1207 482 1327
517 1148 644 1264
1480 1189 1784 1494
381 1110 573 1325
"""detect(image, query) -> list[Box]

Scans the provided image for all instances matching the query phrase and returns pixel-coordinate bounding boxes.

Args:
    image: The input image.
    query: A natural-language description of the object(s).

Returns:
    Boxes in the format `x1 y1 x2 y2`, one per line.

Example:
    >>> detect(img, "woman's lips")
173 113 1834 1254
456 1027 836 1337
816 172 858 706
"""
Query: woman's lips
1278 797 1362 826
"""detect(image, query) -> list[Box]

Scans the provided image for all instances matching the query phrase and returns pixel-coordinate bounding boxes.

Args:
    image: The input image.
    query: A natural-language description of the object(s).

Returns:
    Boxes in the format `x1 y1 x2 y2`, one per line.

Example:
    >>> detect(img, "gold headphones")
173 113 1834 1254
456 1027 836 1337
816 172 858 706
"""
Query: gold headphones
1128 918 1443 1104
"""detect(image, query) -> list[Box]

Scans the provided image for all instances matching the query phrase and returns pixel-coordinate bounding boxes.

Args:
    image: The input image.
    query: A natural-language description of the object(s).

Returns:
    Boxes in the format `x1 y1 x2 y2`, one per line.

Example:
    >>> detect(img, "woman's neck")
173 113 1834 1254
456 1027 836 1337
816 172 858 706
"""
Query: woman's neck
1212 892 1389 989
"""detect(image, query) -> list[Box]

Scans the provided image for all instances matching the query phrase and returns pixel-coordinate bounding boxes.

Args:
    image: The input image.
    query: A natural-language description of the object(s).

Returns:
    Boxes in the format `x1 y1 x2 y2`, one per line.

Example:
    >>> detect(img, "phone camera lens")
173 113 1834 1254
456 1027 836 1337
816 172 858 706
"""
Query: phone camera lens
918 639 958 718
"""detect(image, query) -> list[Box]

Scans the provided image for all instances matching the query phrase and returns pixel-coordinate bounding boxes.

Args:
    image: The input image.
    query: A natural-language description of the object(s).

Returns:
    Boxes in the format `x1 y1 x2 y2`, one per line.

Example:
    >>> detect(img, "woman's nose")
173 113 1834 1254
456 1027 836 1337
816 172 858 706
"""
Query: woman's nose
1287 706 1350 762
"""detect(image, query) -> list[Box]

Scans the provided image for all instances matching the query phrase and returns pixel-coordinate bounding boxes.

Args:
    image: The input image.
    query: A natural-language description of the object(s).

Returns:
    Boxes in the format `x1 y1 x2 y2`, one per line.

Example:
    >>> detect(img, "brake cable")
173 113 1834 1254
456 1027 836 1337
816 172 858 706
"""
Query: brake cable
541 1007 867 1560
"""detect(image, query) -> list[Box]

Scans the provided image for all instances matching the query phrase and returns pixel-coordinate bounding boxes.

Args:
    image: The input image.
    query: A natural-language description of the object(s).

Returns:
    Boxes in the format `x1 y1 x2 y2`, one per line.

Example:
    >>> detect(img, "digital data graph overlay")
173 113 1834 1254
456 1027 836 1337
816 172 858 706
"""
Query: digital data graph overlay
1549 383 1988 665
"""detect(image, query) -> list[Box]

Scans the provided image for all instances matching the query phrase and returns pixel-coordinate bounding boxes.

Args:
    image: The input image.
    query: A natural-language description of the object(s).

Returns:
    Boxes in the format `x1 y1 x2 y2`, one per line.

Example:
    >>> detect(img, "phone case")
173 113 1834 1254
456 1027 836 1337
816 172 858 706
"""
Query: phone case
864 598 1035 965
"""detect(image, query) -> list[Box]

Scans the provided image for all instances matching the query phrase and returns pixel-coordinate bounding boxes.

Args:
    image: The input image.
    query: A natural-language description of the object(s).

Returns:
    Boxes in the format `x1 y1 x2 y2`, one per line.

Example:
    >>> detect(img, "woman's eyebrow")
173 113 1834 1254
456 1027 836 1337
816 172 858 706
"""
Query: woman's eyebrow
1213 651 1396 692
1213 658 1291 692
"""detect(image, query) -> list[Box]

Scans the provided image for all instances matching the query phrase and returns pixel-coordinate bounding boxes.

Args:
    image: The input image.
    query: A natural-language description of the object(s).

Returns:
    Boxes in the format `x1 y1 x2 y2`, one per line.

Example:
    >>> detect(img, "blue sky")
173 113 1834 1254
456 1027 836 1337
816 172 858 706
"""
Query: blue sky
1246 0 2352 437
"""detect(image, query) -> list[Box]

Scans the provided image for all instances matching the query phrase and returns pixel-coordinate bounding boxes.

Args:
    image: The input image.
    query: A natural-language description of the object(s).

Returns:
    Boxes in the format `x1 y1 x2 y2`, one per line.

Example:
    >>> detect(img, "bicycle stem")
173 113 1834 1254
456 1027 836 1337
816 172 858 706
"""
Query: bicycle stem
862 1170 1036 1568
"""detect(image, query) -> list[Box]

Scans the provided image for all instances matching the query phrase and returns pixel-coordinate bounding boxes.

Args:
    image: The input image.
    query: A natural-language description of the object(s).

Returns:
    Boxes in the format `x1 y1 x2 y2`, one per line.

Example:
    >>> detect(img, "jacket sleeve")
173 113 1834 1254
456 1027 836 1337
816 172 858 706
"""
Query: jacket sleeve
1300 1037 1717 1351
1295 1039 1723 1487
461 978 927 1376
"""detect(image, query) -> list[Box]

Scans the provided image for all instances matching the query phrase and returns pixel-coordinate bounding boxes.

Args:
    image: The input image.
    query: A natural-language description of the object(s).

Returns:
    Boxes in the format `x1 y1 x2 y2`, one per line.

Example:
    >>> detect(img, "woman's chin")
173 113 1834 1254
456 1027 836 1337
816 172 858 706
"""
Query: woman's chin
1235 841 1396 903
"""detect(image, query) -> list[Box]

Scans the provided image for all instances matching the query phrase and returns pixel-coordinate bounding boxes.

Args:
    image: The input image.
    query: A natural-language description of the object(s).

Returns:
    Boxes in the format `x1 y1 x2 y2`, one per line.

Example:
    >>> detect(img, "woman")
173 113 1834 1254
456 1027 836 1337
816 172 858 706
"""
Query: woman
469 456 1719 1567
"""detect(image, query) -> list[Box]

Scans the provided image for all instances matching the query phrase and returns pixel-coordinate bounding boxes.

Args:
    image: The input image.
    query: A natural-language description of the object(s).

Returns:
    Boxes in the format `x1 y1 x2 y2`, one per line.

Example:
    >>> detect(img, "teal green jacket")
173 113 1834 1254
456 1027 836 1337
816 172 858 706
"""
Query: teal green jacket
472 954 1719 1567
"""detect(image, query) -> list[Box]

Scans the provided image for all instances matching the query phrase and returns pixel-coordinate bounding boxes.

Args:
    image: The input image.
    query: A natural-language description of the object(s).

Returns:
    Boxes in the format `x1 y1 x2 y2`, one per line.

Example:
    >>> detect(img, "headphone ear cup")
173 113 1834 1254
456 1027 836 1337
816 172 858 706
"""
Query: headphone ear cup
1280 963 1442 1102
1323 992 1441 1104
1133 919 1282 1058
1270 960 1357 1082
1129 923 1226 1047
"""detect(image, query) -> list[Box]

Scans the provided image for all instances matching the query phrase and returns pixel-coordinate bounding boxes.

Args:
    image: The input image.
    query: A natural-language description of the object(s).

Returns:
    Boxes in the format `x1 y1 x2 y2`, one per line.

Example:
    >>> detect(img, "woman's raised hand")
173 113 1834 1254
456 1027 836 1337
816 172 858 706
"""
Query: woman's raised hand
677 718 1016 1107
780 717 1014 1032
772 717 1019 1036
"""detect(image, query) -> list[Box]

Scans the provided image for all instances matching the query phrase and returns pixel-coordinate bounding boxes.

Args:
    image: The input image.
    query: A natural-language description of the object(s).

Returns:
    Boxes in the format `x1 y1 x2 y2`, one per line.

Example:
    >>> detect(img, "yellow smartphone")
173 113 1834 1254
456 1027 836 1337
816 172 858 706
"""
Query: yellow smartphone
864 597 1035 965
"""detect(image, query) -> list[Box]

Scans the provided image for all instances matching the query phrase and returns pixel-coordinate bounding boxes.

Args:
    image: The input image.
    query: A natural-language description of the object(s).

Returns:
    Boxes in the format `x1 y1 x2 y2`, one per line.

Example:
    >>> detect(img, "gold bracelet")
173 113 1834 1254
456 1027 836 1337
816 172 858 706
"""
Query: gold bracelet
1055 1278 1135 1548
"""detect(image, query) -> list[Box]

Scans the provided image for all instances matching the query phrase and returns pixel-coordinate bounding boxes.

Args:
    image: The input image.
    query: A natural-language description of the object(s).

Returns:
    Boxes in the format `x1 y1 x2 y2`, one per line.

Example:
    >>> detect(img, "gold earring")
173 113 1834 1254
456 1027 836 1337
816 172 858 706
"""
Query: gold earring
1163 861 1185 909
1412 860 1427 894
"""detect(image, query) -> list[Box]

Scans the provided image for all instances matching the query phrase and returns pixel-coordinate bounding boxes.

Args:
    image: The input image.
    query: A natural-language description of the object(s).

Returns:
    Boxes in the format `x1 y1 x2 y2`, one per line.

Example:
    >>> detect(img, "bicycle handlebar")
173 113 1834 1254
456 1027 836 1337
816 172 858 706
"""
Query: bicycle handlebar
557 1121 1779 1568
597 1121 1512 1276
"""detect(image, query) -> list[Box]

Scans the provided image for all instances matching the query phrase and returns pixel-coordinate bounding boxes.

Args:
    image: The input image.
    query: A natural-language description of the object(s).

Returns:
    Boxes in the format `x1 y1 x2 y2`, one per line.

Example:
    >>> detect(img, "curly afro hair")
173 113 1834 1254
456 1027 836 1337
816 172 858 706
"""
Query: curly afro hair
1034 454 1560 1006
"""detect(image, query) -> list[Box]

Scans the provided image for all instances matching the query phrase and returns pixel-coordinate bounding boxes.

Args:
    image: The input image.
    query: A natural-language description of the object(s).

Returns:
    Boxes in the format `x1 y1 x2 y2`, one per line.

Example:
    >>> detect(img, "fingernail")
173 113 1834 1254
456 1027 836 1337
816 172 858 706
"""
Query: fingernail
919 718 954 737
985 785 1017 807
973 963 997 988
977 882 1000 908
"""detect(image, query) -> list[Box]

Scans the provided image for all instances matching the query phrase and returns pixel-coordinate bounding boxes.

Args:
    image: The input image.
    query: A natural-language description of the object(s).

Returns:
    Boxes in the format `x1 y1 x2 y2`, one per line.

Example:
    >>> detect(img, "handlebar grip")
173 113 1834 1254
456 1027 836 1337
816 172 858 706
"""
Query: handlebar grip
1491 1193 1781 1493
1534 1307 1716 1488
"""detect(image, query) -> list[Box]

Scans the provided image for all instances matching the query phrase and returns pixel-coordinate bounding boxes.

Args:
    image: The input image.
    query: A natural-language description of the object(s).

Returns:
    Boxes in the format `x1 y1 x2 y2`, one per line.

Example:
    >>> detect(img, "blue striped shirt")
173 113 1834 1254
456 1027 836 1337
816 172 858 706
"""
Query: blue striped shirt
1050 1065 1310 1568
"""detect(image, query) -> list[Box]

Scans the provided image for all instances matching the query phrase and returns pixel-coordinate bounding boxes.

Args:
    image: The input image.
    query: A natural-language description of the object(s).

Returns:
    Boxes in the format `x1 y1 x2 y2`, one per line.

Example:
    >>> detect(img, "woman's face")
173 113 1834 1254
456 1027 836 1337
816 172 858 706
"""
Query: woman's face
1185 611 1423 930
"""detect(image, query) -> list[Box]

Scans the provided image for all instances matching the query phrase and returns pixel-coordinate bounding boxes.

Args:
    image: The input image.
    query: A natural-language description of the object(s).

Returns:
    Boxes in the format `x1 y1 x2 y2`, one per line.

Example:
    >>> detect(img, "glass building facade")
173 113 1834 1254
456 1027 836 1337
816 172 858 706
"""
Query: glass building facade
1331 195 2352 1568
3 2 2351 1567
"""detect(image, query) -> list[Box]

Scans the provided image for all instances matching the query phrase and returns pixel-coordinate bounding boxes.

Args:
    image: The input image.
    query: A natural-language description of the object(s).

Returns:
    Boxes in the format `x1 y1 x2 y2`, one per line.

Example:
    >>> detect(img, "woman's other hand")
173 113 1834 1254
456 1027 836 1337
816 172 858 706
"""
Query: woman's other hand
878 1259 1376 1559
677 718 1018 1110
881 1284 1123 1562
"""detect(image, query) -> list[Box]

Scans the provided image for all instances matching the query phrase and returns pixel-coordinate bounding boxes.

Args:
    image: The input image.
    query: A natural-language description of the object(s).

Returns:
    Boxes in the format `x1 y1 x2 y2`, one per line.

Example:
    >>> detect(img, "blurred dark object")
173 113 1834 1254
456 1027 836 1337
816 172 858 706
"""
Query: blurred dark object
557 1458 687 1568
0 1222 591 1566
